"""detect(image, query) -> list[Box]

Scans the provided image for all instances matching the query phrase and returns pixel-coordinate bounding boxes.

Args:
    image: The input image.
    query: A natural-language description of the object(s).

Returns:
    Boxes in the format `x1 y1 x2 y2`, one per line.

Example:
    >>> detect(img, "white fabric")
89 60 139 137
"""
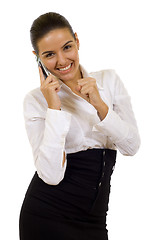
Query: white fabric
23 65 140 185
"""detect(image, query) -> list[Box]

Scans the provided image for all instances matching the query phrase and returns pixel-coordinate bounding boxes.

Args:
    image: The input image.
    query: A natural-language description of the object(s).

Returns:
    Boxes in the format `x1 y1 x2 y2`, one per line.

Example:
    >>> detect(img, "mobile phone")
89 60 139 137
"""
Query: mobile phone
37 57 51 79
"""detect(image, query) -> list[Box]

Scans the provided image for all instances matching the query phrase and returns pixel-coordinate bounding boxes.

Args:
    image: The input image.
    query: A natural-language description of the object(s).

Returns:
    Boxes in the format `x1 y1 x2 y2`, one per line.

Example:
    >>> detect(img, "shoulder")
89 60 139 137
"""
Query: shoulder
23 87 47 118
89 69 121 90
24 87 46 105
90 69 129 101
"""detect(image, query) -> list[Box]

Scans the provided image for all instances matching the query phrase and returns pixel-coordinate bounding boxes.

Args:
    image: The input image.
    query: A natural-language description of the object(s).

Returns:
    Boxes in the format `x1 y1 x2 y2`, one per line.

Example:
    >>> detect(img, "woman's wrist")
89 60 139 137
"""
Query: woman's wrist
94 100 109 121
48 105 61 110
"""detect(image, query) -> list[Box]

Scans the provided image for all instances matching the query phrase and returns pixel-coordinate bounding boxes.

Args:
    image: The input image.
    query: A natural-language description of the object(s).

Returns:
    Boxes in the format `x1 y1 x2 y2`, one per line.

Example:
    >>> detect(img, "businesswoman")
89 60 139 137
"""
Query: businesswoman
19 12 140 240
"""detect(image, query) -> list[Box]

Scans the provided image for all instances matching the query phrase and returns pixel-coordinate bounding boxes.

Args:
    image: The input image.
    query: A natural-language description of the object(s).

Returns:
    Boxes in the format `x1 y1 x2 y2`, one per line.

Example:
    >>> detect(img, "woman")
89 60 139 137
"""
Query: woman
19 12 140 240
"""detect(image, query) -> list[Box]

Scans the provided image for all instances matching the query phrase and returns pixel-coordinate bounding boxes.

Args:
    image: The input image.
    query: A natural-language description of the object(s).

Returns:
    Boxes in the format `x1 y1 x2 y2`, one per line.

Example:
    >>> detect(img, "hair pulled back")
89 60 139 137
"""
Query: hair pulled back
30 12 75 54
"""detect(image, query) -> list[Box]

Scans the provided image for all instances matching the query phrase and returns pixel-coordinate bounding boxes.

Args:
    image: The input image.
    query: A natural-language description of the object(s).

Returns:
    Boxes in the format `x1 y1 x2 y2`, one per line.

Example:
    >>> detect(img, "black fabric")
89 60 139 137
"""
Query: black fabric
19 148 117 240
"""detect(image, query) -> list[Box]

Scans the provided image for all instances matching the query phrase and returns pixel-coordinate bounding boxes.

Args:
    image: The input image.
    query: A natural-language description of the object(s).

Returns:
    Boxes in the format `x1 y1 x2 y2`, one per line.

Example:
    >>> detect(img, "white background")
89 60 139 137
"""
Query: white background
1 0 160 239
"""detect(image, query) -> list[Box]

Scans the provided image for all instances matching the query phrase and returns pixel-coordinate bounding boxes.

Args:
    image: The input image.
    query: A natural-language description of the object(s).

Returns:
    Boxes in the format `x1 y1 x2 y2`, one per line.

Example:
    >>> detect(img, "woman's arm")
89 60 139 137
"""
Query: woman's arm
23 92 71 185
92 70 141 156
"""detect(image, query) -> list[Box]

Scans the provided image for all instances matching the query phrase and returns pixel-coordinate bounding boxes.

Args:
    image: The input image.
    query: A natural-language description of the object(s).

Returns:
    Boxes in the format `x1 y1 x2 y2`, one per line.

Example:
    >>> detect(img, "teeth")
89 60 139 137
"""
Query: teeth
59 64 71 71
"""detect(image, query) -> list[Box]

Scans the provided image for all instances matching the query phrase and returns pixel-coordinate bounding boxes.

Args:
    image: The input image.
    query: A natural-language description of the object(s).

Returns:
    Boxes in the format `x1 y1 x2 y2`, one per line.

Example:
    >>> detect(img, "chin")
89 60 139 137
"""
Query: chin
60 70 80 82
59 74 75 82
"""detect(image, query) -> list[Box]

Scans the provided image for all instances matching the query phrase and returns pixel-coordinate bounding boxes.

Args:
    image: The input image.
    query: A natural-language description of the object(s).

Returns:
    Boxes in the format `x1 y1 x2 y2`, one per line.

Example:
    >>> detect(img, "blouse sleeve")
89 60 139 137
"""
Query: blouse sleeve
23 92 71 185
92 70 141 156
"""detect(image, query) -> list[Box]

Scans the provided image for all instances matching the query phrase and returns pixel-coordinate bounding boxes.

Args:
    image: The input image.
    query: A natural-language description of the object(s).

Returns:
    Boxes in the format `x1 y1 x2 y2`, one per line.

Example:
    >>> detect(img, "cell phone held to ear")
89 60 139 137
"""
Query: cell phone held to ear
37 58 51 80
37 57 59 83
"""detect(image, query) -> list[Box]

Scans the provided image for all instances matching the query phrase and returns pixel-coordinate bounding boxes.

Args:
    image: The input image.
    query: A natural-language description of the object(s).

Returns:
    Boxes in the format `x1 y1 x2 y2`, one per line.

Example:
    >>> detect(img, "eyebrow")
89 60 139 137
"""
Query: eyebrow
41 40 73 56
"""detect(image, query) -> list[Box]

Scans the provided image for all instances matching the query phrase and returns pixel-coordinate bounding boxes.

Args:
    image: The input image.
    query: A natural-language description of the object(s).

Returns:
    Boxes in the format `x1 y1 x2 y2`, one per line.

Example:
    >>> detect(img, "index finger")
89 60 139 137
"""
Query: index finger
39 66 45 85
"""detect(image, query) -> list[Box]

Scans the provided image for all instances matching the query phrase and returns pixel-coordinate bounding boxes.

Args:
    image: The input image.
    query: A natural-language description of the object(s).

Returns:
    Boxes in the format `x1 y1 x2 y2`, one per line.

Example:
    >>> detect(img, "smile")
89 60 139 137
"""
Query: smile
58 64 72 71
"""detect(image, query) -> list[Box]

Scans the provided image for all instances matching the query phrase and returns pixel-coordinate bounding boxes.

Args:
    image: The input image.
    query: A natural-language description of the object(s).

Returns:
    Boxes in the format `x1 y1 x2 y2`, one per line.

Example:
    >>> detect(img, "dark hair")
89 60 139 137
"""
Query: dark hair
30 12 75 54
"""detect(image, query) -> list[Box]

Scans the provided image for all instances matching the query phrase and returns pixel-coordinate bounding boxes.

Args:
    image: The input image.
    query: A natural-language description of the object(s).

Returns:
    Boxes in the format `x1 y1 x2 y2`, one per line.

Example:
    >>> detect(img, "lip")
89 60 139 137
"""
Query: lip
56 63 73 74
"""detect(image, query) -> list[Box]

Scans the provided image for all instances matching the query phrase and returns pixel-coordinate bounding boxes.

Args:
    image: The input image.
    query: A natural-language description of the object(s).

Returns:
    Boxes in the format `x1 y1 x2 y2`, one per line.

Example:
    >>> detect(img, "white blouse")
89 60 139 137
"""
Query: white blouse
23 65 140 185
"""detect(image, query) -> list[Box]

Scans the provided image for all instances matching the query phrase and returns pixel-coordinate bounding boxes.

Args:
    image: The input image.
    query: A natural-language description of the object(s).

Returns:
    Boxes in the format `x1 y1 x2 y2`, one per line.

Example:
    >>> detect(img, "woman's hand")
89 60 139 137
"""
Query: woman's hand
76 77 109 120
39 67 61 110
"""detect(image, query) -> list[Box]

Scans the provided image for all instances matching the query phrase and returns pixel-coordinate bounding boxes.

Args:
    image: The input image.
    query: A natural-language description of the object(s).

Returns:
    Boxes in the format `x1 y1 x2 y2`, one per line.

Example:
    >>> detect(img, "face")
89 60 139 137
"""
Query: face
36 28 81 83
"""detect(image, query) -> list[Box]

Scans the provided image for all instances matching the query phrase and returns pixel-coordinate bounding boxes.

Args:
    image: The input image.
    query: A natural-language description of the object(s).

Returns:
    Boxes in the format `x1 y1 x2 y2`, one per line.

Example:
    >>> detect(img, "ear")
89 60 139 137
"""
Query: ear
74 32 80 50
32 50 39 62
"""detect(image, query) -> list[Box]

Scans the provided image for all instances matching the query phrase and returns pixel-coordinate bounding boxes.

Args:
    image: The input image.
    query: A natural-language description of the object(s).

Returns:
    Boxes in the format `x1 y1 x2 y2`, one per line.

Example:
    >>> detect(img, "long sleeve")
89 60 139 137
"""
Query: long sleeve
23 92 71 185
92 70 140 156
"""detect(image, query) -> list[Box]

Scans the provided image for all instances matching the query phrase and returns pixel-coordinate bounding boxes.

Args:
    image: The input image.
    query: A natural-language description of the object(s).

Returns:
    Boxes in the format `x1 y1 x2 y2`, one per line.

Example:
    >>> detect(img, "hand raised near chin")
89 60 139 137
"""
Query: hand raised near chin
76 77 109 120
76 77 102 107
39 67 61 110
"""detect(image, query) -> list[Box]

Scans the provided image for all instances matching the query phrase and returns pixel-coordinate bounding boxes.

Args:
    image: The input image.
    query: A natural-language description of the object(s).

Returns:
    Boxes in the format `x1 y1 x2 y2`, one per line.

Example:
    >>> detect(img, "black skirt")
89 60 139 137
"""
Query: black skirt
19 148 117 240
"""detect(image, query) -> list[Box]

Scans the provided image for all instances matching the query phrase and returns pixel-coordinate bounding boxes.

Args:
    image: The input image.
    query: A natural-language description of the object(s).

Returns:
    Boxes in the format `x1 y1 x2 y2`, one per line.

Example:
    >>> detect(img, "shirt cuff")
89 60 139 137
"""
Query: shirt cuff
42 108 72 148
92 108 129 143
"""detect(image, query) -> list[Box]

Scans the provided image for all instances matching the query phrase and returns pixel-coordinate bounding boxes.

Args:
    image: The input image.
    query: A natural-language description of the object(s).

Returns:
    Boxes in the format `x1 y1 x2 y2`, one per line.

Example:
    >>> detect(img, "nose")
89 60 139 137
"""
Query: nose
56 52 67 66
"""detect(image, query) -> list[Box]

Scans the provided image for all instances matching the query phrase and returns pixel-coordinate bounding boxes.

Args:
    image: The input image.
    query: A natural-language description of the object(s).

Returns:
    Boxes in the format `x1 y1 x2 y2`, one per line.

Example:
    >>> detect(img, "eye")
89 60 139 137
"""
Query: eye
64 45 72 51
46 52 55 58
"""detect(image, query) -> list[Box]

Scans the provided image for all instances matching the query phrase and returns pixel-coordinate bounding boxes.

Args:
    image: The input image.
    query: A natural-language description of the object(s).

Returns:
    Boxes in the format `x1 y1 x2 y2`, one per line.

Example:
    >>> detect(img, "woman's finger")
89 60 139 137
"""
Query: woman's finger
45 74 59 84
75 85 82 92
39 66 45 85
40 71 59 87
42 81 61 92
